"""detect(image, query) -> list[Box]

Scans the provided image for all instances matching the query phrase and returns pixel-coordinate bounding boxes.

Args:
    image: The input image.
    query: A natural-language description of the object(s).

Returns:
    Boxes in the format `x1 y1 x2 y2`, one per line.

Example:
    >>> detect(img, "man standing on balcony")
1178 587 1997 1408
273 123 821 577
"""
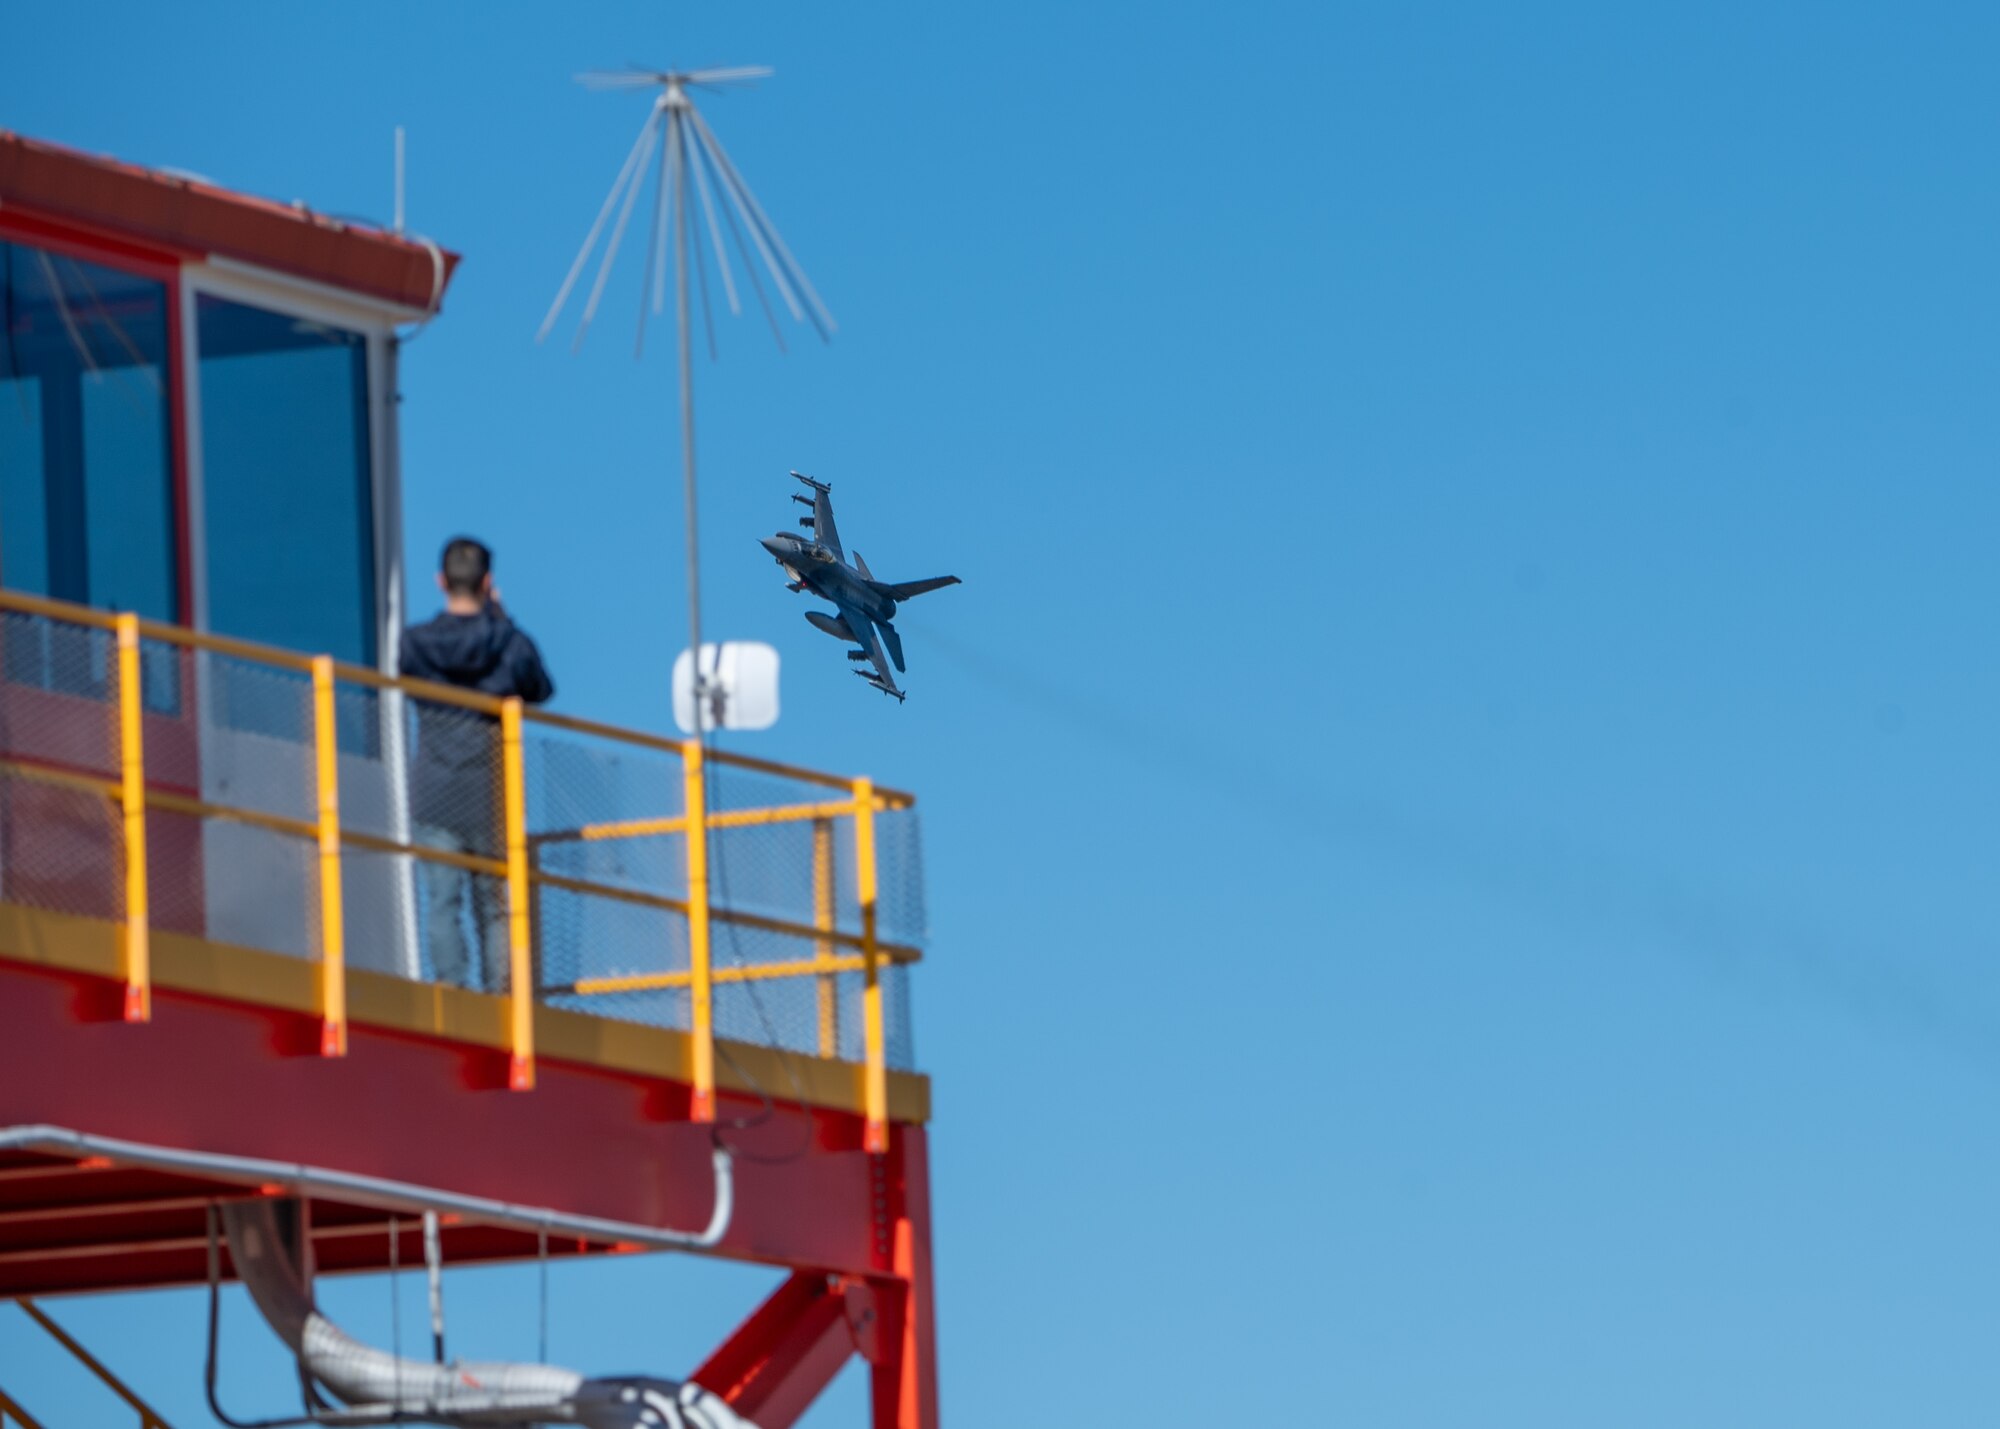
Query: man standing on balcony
398 538 555 993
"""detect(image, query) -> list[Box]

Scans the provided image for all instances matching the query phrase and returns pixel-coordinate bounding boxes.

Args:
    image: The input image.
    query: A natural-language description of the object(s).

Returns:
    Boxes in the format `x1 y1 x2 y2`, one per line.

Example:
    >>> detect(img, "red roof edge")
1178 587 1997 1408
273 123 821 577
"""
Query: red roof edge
0 131 462 314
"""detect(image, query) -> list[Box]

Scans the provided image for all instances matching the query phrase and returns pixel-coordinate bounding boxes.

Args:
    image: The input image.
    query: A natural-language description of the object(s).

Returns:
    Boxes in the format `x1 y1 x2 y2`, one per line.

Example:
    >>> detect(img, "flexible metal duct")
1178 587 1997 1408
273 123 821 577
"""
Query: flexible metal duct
0 1126 750 1429
220 1199 755 1429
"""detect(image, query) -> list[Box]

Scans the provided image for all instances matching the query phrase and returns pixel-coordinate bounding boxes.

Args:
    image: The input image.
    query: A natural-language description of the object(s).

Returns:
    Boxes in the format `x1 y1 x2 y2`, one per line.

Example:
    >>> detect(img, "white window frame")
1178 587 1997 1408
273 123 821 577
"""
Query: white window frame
178 255 416 673
178 256 424 979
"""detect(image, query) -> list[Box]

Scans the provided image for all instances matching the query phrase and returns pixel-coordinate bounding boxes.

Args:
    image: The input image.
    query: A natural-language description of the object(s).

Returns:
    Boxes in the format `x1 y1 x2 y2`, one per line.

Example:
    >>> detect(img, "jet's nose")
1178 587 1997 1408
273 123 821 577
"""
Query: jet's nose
759 537 786 558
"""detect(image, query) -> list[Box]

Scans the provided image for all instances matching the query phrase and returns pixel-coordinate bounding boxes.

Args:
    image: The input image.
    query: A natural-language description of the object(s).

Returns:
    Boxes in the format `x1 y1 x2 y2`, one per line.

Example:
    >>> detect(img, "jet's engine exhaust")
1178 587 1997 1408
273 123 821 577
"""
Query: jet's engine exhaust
804 610 857 642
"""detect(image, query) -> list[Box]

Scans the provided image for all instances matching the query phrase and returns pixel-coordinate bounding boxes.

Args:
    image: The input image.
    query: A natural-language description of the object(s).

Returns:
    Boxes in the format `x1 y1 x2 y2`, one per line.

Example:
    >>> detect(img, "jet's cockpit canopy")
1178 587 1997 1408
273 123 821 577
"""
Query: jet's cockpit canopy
769 533 835 563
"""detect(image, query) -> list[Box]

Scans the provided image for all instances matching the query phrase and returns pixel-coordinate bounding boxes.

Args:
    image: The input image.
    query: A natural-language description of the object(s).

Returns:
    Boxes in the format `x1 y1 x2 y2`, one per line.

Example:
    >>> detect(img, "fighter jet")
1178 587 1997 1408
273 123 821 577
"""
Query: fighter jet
760 472 959 701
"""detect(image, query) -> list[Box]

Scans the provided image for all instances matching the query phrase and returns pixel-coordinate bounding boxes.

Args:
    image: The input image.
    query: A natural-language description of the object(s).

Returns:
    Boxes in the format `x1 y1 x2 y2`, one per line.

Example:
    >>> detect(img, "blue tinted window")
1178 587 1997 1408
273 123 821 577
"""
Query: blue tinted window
83 367 174 617
197 298 375 665
0 376 47 592
0 241 176 618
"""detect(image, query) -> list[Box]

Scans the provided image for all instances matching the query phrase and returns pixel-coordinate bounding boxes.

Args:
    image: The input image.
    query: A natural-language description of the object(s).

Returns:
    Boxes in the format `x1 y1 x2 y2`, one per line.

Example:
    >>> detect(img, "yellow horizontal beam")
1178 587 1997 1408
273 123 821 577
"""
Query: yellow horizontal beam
525 865 919 961
546 796 880 847
710 799 869 830
0 901 931 1124
0 759 118 801
564 815 689 843
564 953 874 996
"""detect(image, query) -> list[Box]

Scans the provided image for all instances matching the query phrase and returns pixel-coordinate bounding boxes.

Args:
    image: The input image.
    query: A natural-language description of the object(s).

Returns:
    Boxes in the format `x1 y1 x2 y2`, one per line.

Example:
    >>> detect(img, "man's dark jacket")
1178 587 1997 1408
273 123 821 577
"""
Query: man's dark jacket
398 606 554 843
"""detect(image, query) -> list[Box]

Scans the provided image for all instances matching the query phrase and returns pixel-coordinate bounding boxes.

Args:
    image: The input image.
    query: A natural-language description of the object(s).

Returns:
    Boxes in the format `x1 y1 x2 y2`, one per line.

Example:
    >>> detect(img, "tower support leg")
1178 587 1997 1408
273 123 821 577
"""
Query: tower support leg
693 1271 855 1429
869 1127 939 1429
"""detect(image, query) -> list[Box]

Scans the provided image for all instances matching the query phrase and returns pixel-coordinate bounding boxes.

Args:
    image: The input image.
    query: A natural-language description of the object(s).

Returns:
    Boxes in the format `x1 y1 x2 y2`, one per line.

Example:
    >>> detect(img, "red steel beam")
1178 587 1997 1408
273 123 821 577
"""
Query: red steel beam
692 1272 858 1429
870 1127 940 1429
0 961 890 1293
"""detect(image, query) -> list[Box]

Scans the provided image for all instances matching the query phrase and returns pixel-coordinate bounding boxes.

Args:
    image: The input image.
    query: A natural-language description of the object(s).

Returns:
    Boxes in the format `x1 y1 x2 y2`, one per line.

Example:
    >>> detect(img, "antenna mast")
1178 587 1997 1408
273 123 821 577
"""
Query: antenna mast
539 66 833 725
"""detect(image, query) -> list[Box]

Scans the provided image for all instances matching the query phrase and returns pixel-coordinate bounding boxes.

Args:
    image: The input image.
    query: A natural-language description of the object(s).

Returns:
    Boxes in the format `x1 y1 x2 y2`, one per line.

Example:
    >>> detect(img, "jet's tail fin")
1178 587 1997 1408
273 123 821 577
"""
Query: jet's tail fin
853 550 876 580
874 575 961 601
878 620 906 673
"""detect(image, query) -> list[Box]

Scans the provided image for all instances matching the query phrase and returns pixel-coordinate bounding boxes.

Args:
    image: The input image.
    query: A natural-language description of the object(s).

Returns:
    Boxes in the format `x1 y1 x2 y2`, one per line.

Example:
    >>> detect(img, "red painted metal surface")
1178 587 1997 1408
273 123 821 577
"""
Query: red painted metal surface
0 133 461 310
694 1272 861 1429
0 957 943 1423
869 1127 940 1429
0 961 909 1291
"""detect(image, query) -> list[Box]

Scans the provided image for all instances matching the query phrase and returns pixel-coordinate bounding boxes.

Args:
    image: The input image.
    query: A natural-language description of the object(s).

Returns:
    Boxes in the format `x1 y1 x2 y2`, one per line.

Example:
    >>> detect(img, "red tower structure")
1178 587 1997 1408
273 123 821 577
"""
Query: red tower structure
0 133 939 1428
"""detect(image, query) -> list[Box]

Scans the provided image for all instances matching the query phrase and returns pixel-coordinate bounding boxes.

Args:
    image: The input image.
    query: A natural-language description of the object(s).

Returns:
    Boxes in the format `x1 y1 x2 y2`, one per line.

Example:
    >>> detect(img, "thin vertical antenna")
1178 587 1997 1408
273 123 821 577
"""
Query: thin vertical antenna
540 65 831 726
672 102 705 719
393 127 406 234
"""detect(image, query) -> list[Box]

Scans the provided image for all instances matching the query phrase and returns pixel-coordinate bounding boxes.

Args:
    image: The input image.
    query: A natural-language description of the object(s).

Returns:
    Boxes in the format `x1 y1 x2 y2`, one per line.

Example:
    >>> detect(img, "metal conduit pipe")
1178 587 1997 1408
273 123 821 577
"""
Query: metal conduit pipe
0 1125 734 1251
214 1199 752 1429
0 1126 754 1429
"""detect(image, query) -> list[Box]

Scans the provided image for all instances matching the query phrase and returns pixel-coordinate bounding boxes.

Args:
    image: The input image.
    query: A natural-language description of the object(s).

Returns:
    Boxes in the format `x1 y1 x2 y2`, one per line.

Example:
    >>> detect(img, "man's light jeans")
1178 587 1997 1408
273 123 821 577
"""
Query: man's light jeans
415 824 508 992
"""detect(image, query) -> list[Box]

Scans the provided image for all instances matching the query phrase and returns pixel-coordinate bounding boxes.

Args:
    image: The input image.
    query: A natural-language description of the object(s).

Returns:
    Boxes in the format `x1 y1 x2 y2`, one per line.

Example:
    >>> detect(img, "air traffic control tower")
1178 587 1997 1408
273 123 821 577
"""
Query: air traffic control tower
0 133 938 1428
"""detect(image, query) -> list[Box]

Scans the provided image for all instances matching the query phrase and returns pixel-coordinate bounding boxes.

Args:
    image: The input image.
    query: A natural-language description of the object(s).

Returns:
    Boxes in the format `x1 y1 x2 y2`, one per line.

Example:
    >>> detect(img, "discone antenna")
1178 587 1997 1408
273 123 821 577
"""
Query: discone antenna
539 65 833 725
538 67 834 356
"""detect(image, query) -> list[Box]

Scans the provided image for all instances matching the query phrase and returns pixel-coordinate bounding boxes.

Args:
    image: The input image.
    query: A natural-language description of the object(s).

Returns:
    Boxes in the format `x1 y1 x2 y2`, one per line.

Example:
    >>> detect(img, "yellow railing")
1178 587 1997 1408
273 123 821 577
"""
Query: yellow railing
0 589 917 1152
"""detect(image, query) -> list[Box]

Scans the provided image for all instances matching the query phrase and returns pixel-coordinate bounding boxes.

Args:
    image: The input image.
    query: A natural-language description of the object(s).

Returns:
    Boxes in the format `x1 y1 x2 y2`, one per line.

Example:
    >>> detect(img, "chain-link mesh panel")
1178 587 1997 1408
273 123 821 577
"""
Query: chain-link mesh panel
326 681 403 840
872 809 928 950
708 818 819 928
203 820 320 960
0 768 120 921
708 917 828 1055
537 882 690 1026
0 609 118 778
336 843 417 982
525 727 683 845
145 804 205 938
197 650 314 823
403 695 503 854
406 829 510 994
811 967 916 1070
192 648 318 960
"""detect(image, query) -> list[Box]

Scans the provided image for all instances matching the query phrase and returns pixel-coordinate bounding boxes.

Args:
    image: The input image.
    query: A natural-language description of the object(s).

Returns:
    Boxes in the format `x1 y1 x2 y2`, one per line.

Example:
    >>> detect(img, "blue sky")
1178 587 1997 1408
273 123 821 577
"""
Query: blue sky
4 2 1999 1424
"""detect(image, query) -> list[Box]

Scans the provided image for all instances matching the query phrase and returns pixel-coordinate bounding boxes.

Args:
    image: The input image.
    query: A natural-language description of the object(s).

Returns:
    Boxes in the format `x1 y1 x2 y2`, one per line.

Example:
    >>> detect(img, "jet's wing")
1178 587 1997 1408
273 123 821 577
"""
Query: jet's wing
791 471 843 562
838 596 901 697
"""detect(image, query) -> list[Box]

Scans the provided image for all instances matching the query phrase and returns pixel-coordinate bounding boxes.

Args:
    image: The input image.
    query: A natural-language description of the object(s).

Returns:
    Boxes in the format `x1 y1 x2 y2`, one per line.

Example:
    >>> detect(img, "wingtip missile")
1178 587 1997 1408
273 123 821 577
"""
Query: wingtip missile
789 470 831 493
852 669 905 702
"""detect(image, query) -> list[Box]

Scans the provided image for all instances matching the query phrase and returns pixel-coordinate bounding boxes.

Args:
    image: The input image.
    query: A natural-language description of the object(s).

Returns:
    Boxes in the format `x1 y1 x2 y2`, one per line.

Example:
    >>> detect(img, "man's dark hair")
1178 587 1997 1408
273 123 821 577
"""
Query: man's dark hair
440 537 492 597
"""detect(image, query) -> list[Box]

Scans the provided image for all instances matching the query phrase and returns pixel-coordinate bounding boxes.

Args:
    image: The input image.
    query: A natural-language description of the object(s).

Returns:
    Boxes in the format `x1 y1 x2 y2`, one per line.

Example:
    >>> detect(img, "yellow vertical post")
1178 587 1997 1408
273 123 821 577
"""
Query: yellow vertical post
683 740 715 1122
854 777 887 1154
310 657 347 1057
501 697 535 1091
812 817 839 1058
114 615 150 1024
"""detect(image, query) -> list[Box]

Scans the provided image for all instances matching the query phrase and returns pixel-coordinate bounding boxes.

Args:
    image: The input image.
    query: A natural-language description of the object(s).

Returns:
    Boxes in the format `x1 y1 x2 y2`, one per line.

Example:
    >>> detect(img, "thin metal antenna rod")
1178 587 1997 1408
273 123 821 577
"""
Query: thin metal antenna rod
685 126 741 316
689 112 804 324
637 111 670 359
574 109 661 351
671 101 706 722
537 109 661 343
690 131 787 348
687 110 835 338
